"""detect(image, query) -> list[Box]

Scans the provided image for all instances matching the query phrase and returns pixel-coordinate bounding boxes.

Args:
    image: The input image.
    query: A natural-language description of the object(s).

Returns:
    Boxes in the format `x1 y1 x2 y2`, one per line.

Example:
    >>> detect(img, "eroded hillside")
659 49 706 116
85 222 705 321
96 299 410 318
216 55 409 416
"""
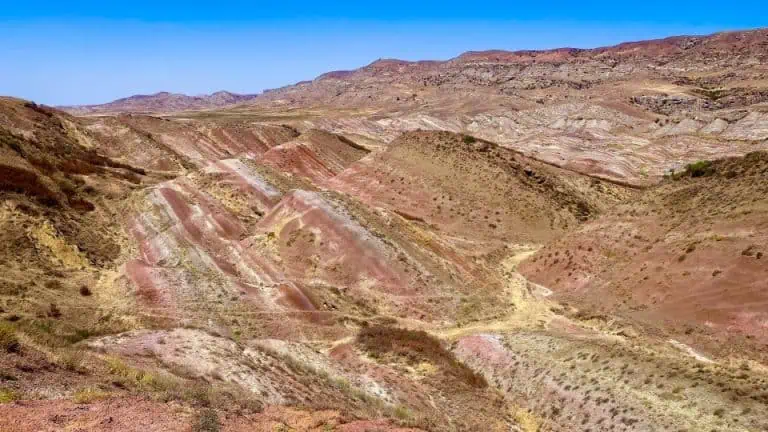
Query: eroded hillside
3 29 768 432
519 152 768 361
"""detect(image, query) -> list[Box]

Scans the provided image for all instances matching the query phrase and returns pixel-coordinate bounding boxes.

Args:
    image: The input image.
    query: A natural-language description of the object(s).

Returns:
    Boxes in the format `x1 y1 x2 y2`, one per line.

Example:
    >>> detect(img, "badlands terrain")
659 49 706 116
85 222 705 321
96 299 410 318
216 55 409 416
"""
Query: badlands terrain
1 29 768 431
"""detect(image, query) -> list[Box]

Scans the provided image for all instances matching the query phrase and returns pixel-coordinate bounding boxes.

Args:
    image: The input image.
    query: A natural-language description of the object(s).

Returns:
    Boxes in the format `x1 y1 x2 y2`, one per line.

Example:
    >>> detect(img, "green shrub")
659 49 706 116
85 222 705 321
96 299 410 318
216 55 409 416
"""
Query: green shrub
0 388 19 404
462 135 477 144
0 323 20 353
684 160 713 178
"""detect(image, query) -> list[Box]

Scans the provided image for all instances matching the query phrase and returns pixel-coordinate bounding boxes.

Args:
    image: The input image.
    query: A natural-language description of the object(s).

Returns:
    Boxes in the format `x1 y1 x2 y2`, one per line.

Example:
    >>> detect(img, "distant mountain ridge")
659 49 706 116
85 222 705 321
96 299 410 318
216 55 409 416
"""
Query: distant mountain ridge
60 90 259 115
60 28 768 114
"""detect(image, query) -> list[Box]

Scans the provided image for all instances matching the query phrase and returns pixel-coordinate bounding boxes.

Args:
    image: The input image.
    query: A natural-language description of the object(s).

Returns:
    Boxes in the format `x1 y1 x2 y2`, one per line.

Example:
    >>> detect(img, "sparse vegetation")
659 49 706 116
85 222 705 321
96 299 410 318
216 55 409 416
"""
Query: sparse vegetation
73 387 111 404
514 408 543 432
0 323 20 353
193 408 221 432
357 325 486 388
683 160 713 178
0 388 19 404
393 405 413 421
2 44 768 432
57 349 86 371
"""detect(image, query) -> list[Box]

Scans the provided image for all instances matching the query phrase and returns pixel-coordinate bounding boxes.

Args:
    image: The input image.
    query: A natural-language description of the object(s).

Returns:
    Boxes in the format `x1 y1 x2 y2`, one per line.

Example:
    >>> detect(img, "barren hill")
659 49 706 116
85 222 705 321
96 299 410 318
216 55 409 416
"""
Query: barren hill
3 29 768 432
329 130 632 246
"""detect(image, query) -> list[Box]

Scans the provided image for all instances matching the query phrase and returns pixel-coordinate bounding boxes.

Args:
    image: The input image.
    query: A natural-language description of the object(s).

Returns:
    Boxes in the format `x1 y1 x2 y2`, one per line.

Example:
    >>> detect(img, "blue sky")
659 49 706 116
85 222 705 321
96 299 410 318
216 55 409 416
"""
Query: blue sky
1 1 766 106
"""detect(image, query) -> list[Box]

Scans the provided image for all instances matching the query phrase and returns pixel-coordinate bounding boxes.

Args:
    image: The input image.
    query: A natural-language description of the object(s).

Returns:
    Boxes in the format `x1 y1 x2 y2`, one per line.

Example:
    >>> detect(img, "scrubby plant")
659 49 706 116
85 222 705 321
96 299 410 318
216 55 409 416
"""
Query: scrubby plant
0 323 20 353
193 408 221 432
73 387 110 404
184 382 213 407
57 349 86 371
462 135 477 144
393 405 413 421
0 388 19 404
357 325 486 388
684 160 713 178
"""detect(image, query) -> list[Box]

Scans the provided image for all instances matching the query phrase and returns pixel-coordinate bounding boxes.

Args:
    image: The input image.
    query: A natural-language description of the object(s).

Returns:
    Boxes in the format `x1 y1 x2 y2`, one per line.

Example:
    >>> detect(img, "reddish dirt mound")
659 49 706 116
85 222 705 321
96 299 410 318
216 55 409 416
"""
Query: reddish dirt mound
84 114 299 169
248 189 480 322
259 129 370 185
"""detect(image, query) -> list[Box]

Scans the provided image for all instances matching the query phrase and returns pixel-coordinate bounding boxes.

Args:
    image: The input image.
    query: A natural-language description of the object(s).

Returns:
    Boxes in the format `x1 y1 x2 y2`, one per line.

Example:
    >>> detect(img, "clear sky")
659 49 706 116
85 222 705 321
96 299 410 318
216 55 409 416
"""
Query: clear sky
1 1 766 106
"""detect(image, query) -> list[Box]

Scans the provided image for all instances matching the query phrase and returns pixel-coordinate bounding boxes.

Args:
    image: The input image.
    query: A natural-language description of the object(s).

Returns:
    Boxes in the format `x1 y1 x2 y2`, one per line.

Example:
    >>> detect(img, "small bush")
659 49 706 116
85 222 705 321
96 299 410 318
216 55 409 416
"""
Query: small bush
73 387 110 404
47 303 62 319
58 349 85 371
462 135 477 144
0 323 20 353
357 325 486 388
684 160 713 178
514 408 542 432
79 285 92 296
184 382 213 407
393 405 413 421
193 408 221 432
106 356 133 377
0 388 19 404
331 377 351 392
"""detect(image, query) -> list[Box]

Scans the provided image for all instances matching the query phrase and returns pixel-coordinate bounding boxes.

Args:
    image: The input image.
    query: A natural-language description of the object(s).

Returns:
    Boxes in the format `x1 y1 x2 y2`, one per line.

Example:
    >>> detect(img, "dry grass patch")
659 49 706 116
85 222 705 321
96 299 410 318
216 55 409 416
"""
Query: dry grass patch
56 348 86 371
514 407 543 432
73 387 111 404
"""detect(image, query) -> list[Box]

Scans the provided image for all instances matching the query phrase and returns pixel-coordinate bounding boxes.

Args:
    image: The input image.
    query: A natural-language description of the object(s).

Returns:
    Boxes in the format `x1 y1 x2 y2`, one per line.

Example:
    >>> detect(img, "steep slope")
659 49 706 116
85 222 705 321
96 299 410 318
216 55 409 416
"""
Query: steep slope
83 114 299 169
259 129 370 185
330 131 633 247
519 152 768 359
0 98 151 268
0 98 161 407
